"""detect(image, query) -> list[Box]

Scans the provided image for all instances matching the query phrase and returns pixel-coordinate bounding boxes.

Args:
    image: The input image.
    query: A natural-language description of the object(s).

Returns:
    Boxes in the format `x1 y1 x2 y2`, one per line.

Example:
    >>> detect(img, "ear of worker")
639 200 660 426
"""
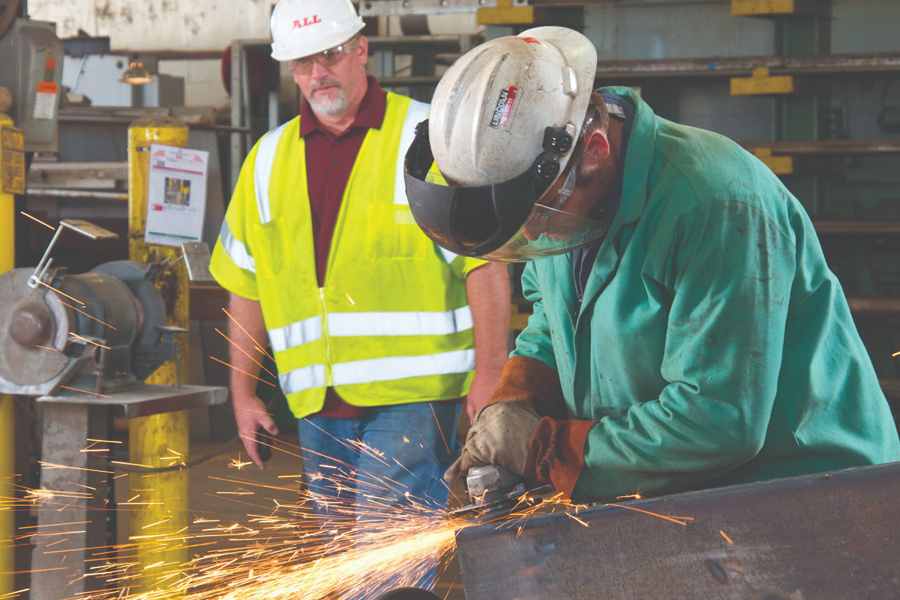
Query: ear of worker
445 356 595 498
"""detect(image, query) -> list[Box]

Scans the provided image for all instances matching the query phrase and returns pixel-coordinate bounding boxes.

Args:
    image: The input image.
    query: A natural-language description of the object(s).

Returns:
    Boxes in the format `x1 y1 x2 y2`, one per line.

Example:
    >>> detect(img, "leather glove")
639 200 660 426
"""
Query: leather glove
483 356 567 419
444 401 540 485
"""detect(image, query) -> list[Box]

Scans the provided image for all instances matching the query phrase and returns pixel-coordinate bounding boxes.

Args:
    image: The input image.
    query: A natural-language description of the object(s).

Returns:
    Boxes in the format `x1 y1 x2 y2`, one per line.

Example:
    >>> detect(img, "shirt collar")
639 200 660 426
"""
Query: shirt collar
300 76 387 138
600 86 657 228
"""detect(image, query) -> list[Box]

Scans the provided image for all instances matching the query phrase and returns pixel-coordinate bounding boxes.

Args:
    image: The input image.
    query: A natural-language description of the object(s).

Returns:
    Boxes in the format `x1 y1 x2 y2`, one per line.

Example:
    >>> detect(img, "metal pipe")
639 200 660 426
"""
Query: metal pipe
0 112 16 595
25 188 129 201
596 52 900 80
58 114 251 133
127 118 191 594
815 221 900 235
847 297 900 317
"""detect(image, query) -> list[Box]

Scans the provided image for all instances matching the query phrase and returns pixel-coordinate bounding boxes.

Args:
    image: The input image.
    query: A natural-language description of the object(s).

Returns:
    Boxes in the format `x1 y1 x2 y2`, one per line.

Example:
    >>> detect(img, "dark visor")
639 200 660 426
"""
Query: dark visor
404 120 549 257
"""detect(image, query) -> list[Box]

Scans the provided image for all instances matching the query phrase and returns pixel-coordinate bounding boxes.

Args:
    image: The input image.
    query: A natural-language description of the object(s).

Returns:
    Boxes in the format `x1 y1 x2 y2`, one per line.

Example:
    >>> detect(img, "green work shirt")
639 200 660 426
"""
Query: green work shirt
514 87 900 503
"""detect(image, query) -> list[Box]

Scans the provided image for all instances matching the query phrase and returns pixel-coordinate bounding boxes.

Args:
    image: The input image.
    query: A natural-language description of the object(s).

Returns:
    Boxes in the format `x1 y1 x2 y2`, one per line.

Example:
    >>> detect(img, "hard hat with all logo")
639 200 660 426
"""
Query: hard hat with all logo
404 27 605 262
270 0 365 62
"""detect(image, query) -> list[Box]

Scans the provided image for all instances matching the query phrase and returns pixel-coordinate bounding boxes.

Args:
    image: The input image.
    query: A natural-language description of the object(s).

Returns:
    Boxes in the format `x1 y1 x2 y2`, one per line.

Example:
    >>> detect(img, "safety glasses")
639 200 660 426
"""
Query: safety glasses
292 38 359 74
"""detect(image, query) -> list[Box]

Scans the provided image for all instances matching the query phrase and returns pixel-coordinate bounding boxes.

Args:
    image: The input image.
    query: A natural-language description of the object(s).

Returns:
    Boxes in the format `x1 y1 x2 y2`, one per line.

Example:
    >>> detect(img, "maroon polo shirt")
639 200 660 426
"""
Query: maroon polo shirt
300 76 386 419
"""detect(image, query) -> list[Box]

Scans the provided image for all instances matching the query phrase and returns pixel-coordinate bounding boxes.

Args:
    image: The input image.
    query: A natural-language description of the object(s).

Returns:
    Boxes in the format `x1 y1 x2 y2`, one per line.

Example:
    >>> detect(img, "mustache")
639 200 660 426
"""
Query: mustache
310 78 342 92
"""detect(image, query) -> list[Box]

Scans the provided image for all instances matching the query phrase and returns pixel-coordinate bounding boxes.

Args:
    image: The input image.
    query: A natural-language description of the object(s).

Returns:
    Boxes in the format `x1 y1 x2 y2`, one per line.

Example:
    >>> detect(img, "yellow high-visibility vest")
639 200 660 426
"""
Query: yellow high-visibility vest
211 93 484 418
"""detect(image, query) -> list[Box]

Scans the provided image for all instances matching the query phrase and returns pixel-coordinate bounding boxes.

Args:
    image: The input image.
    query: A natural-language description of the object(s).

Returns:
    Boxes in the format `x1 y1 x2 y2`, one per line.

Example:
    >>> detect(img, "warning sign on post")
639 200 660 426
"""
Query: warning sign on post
33 82 59 121
145 144 209 247
0 126 25 195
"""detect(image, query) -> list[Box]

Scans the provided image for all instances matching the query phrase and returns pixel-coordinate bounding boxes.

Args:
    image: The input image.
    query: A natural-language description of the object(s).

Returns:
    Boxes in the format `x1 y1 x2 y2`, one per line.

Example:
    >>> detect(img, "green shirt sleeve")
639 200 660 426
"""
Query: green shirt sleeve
574 197 795 501
511 261 559 370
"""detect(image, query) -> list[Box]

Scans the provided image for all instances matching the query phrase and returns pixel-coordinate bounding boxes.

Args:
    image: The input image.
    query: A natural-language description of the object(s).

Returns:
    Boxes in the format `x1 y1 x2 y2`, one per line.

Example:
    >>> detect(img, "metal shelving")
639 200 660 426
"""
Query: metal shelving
756 139 900 156
815 222 900 236
597 53 900 81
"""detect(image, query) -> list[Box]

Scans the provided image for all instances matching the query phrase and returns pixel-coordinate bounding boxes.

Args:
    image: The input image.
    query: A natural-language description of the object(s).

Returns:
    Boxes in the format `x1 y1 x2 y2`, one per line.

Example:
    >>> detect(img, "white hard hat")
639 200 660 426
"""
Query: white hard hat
429 26 597 186
270 0 365 62
405 27 607 262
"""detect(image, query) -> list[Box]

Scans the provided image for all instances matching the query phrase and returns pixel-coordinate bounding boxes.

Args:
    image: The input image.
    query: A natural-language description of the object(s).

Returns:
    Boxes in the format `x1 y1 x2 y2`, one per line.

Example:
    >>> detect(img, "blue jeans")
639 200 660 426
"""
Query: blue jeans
297 400 462 593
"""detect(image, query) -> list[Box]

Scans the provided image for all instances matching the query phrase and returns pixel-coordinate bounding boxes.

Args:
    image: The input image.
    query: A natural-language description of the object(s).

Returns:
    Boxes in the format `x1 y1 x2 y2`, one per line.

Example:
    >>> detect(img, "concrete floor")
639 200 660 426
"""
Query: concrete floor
116 434 466 599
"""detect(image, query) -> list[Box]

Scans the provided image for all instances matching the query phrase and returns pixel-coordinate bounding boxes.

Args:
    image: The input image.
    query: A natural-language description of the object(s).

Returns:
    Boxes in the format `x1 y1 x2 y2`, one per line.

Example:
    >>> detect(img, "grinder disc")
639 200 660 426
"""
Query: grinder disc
0 269 72 388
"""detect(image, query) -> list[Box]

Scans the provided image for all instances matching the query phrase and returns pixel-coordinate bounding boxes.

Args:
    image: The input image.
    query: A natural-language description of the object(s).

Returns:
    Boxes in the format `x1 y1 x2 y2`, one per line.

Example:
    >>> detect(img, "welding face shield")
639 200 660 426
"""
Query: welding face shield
404 106 607 262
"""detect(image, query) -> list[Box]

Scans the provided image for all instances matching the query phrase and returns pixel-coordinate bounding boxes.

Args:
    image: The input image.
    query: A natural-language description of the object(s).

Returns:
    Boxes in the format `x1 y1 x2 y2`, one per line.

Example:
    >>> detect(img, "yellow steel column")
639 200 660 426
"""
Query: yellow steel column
0 111 18 595
127 119 191 593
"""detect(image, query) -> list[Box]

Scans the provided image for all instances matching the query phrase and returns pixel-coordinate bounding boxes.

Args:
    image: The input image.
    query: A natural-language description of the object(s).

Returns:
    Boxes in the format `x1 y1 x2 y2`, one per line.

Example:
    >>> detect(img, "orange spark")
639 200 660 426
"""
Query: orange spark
59 385 111 399
430 402 452 456
215 328 277 378
60 299 118 330
20 210 55 231
222 308 274 360
68 332 111 350
209 356 278 389
37 280 86 306
616 493 642 500
111 460 157 470
606 502 691 527
229 456 253 471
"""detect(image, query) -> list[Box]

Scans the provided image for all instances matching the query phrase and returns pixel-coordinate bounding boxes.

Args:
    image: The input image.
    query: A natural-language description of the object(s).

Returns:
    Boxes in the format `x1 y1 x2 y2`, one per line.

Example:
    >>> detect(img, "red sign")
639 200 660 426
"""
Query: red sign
292 15 322 29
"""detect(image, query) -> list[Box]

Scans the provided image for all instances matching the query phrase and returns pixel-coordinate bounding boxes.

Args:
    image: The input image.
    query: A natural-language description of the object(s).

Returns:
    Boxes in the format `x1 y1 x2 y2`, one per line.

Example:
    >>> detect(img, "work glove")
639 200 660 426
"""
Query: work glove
444 401 540 485
482 356 567 419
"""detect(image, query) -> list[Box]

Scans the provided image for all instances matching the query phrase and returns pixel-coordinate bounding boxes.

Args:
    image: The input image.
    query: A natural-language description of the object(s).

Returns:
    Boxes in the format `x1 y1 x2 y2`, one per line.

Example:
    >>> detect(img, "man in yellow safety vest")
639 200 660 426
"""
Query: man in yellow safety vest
210 1 510 588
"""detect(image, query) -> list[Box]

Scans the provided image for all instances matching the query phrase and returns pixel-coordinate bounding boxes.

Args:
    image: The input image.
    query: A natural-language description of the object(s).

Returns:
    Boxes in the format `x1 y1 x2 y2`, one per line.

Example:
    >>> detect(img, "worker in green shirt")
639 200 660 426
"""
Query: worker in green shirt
403 26 900 502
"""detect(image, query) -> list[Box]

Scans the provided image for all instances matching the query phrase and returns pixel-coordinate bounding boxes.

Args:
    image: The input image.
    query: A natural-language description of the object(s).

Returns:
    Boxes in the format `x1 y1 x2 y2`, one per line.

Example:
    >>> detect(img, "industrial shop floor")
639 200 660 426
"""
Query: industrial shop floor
114 434 466 599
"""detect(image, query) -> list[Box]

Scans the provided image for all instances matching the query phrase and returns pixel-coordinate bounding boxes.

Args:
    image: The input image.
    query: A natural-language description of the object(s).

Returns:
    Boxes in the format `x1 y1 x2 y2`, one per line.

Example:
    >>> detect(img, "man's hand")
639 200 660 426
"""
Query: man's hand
233 394 279 468
444 401 540 485
465 370 501 423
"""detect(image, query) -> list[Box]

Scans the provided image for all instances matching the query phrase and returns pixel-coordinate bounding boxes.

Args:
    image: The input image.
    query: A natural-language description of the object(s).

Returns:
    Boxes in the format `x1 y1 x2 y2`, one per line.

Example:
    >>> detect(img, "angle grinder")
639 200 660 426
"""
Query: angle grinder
449 465 553 521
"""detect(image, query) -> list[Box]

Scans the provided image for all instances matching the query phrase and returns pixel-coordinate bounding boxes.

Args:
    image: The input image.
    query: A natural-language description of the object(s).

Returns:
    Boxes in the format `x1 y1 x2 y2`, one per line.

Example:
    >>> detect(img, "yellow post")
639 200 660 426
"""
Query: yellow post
477 0 535 25
127 119 191 593
0 111 19 596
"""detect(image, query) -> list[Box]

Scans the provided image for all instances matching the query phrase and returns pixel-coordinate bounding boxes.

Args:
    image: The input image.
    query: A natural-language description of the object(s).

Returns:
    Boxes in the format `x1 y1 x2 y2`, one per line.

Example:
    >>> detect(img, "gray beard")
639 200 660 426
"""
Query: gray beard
308 90 349 118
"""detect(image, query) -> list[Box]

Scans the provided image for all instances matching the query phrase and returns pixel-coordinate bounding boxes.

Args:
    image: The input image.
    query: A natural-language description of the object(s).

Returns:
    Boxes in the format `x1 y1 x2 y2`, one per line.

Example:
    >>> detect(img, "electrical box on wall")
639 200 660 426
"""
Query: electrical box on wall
0 19 64 153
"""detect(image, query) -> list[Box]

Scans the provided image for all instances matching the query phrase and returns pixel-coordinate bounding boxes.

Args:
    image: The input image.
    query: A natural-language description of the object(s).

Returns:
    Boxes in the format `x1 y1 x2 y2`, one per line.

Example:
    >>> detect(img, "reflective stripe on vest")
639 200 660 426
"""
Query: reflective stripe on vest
267 306 473 353
218 219 256 273
269 315 322 353
328 307 473 337
279 364 327 395
254 122 290 225
279 349 475 394
393 99 429 206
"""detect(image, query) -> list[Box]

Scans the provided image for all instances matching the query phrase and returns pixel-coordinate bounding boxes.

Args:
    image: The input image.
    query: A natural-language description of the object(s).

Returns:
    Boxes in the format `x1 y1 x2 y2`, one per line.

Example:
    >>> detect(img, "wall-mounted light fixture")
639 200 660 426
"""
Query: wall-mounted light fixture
121 59 153 86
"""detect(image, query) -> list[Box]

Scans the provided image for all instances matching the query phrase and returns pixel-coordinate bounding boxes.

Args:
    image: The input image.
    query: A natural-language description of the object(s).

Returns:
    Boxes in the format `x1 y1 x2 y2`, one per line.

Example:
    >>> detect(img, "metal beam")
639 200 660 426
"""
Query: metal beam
747 139 900 156
847 297 900 317
597 53 900 80
457 462 900 600
815 221 900 236
30 405 111 599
